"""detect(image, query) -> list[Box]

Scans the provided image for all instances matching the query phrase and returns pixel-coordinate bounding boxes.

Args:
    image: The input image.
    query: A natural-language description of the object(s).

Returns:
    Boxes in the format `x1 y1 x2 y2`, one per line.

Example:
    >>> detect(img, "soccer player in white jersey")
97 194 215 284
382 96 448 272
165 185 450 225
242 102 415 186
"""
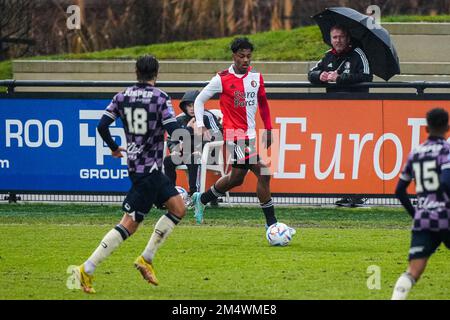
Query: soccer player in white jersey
191 37 295 240
392 108 450 300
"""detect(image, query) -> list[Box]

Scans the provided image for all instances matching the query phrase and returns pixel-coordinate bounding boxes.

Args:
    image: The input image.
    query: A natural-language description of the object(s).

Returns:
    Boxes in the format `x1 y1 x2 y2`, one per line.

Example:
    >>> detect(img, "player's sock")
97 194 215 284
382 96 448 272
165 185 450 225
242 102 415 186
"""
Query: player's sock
141 213 180 263
391 272 416 300
260 199 277 226
200 184 225 205
84 224 129 275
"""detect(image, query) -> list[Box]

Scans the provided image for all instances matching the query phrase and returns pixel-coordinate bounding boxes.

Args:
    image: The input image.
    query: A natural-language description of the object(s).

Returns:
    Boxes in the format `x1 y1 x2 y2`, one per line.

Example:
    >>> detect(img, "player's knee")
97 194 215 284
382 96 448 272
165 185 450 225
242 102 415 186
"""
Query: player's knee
172 200 187 218
120 217 139 235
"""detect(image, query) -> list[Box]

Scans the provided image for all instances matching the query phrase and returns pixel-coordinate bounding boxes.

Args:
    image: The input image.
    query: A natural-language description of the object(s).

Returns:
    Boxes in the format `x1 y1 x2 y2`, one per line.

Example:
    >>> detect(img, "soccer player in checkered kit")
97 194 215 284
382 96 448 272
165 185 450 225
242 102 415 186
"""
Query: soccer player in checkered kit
191 37 295 238
392 108 450 300
72 55 186 293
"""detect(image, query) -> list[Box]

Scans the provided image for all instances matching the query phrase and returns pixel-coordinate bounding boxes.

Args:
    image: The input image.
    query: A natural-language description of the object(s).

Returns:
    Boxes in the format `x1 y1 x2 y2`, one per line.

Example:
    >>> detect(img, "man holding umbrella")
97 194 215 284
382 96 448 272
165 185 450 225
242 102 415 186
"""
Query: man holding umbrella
311 7 400 83
309 7 401 207
308 24 373 93
309 23 372 207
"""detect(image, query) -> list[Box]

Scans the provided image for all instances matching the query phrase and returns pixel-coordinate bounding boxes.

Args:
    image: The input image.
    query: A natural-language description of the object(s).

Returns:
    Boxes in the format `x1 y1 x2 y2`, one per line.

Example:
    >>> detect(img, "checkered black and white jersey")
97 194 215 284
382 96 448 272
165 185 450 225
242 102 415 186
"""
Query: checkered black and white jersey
104 83 177 173
400 137 450 231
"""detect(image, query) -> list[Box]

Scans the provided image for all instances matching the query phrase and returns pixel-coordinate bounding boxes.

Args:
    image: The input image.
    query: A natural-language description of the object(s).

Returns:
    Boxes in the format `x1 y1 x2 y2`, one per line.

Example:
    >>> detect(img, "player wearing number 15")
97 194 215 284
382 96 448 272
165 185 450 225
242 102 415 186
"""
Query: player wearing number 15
70 55 186 293
392 108 450 300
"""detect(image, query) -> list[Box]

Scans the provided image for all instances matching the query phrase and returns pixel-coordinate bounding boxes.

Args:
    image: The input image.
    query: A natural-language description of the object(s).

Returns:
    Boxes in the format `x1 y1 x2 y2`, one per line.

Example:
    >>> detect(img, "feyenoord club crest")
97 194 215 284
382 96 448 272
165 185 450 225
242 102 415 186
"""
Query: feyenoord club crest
251 80 257 88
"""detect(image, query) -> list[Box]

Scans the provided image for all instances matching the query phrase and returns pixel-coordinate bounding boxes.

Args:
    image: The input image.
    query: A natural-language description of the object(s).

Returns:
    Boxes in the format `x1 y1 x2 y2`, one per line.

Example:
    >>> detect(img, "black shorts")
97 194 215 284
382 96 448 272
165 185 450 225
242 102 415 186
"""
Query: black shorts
226 139 260 169
122 170 179 222
408 230 450 260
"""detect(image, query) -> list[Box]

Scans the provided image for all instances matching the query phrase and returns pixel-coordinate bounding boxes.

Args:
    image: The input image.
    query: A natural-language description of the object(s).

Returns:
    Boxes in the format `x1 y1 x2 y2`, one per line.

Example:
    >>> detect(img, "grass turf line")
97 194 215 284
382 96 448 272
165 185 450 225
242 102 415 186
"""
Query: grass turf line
0 203 448 300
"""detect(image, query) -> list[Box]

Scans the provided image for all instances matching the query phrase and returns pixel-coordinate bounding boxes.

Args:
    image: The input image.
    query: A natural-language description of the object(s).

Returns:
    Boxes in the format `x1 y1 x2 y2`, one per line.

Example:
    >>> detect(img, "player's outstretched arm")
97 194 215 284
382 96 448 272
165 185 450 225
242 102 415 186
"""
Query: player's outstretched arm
194 75 222 128
97 114 119 153
440 168 450 197
395 179 415 217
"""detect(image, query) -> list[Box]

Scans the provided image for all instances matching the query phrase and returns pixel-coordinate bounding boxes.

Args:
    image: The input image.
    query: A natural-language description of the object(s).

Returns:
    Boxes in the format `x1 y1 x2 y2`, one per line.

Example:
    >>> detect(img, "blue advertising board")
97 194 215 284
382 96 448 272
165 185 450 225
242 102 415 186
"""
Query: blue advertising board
0 97 131 192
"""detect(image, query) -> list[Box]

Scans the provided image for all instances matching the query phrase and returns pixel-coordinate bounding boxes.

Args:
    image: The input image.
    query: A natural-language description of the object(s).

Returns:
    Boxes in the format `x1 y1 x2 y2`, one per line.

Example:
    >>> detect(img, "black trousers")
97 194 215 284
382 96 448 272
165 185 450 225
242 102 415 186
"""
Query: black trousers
163 155 200 195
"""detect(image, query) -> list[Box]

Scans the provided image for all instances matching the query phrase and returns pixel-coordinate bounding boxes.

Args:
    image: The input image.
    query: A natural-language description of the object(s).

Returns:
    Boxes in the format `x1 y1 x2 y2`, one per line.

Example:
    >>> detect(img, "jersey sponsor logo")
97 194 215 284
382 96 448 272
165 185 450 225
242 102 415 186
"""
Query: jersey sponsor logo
343 61 351 73
127 142 144 161
414 144 443 154
417 197 446 210
234 91 256 108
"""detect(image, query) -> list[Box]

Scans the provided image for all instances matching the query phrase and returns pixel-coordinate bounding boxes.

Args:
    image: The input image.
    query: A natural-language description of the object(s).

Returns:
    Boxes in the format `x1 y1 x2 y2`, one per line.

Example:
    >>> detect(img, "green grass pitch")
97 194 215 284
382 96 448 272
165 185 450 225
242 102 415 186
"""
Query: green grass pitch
0 203 449 300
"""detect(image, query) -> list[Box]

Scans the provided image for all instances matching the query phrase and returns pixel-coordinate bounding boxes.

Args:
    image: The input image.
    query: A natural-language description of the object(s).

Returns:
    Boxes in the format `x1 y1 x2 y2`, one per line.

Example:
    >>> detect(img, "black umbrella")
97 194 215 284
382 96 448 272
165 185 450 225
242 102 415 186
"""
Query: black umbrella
312 7 400 81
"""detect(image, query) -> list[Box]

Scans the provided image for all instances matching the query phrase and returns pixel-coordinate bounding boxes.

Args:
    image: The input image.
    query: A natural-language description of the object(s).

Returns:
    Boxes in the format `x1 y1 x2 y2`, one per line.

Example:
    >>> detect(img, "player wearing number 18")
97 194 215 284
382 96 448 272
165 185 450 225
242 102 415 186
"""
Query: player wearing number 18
392 108 450 300
70 55 186 293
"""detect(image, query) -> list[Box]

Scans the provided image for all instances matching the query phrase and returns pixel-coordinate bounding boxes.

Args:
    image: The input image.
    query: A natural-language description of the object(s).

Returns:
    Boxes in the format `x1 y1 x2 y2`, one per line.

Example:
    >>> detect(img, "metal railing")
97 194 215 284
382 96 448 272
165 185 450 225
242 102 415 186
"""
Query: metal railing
2 79 450 94
1 192 403 207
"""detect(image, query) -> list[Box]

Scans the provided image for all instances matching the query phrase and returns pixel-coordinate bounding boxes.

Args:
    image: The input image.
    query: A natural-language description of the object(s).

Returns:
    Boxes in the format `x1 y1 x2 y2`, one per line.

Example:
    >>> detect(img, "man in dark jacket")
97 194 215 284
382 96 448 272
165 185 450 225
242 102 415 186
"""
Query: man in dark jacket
308 24 373 93
163 90 222 196
309 24 372 206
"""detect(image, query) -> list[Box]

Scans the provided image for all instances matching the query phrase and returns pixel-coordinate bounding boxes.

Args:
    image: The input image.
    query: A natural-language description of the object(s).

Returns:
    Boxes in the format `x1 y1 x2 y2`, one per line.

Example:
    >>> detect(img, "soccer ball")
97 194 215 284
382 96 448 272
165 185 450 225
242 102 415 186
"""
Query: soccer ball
175 186 191 207
266 222 294 246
